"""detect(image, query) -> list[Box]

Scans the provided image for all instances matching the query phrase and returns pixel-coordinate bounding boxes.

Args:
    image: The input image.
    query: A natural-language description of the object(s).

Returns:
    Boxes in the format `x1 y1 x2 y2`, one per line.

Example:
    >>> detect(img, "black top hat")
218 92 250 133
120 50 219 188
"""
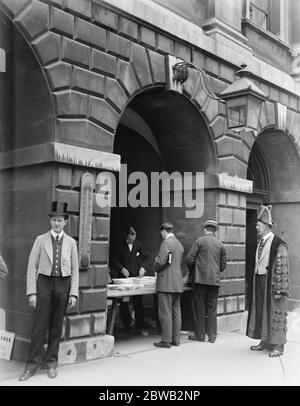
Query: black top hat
49 201 69 219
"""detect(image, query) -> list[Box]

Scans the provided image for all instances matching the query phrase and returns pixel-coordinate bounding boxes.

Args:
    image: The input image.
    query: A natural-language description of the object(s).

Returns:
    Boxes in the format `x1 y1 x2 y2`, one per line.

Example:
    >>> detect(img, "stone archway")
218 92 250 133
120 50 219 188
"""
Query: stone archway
246 128 300 311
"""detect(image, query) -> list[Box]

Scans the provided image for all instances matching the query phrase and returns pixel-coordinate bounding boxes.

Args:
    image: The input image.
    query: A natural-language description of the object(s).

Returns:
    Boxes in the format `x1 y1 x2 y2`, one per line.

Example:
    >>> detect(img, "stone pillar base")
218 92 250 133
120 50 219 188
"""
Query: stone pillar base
58 335 114 365
218 311 248 334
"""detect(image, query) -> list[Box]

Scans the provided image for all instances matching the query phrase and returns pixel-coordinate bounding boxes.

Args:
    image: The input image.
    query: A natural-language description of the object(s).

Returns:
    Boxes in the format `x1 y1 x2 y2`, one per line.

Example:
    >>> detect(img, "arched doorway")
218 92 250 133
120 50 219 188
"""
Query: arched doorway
109 88 217 329
246 129 300 310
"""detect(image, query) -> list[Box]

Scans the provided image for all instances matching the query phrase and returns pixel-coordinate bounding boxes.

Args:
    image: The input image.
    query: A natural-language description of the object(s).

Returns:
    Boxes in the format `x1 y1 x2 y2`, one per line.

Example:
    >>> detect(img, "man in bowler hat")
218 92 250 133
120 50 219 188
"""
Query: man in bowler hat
19 201 79 381
247 205 289 357
153 222 184 348
186 220 226 343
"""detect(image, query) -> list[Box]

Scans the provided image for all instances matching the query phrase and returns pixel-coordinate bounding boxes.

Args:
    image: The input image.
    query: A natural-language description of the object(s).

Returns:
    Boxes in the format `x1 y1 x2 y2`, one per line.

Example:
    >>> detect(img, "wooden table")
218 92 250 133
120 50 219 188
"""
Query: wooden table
106 284 192 335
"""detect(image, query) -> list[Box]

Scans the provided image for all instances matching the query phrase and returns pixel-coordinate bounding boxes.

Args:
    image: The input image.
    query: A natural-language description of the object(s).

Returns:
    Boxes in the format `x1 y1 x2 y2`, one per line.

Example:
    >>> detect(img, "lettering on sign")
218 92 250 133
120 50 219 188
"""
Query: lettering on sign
0 331 15 361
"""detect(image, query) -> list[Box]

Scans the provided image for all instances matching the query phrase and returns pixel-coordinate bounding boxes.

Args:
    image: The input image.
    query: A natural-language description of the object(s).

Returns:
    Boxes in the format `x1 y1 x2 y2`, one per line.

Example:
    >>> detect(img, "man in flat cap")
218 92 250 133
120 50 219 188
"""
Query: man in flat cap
246 205 289 357
186 220 226 343
153 222 184 348
19 201 79 381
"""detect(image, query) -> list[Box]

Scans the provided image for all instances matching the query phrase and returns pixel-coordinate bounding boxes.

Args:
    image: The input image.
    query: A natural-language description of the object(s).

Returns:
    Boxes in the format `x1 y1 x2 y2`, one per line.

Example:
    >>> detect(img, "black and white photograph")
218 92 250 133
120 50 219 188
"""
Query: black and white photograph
0 0 299 390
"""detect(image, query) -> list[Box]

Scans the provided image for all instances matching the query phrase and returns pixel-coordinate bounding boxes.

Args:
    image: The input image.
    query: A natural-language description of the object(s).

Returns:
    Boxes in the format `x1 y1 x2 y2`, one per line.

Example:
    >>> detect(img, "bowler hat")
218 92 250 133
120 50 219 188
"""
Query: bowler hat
49 201 69 219
257 205 276 227
204 220 218 229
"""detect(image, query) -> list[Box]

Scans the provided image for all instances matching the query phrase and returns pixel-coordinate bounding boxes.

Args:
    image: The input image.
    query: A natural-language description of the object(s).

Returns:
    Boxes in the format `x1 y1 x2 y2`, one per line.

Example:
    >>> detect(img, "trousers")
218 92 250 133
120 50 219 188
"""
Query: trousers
193 284 219 340
157 292 181 343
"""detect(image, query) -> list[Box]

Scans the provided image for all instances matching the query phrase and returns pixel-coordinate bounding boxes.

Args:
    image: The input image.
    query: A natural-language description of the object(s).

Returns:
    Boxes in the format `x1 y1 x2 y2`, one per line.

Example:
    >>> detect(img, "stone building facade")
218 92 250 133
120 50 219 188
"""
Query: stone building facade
0 0 299 363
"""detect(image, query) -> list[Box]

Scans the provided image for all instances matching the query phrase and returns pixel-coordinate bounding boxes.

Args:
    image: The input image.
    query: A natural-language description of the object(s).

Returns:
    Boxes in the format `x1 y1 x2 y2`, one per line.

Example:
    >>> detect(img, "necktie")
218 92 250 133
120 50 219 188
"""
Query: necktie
56 235 60 242
257 238 266 260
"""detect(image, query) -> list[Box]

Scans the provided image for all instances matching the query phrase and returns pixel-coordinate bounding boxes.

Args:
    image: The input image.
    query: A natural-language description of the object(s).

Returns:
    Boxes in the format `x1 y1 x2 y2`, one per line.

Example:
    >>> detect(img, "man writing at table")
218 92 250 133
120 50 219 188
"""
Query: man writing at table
113 226 150 335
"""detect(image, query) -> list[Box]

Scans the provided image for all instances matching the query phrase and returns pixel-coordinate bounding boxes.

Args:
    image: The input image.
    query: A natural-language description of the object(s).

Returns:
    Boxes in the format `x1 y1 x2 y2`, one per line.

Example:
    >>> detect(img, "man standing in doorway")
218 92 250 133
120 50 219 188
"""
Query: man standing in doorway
19 201 79 381
186 220 226 343
153 222 184 348
247 205 289 357
113 226 150 335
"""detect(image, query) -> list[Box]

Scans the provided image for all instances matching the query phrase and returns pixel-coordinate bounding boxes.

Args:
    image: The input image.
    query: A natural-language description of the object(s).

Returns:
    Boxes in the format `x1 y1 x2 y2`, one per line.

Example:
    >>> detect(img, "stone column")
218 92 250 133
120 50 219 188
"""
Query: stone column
290 0 300 81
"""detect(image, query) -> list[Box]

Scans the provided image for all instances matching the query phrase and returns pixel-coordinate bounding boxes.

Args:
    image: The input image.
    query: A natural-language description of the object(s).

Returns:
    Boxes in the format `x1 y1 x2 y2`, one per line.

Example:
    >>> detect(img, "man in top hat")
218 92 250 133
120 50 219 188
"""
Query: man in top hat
112 226 150 335
186 220 226 343
153 222 184 348
246 205 289 357
19 201 79 381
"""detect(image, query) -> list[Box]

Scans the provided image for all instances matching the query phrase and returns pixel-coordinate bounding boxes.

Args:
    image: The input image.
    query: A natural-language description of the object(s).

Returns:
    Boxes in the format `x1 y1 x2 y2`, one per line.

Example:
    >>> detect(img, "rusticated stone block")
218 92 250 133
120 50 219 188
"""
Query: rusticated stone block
56 119 114 151
63 0 91 20
79 268 93 288
205 56 219 76
232 209 245 226
157 34 174 55
131 43 152 87
75 18 106 50
62 37 90 68
174 42 191 62
117 59 140 96
106 78 127 112
55 166 72 188
140 26 156 49
54 189 80 212
238 295 245 312
218 156 247 179
50 6 74 37
66 314 91 338
202 98 219 123
219 64 235 83
217 297 225 315
90 97 119 131
91 241 109 263
15 1 49 40
209 116 227 140
219 279 232 296
119 17 138 40
231 279 245 295
55 90 88 117
218 207 233 225
93 265 109 287
68 214 79 238
92 217 109 240
107 32 131 60
58 335 114 364
91 49 117 76
225 262 242 279
218 191 227 206
45 62 72 90
148 50 166 84
79 288 107 312
32 31 60 65
91 312 106 335
92 3 118 30
72 67 105 97
0 0 31 17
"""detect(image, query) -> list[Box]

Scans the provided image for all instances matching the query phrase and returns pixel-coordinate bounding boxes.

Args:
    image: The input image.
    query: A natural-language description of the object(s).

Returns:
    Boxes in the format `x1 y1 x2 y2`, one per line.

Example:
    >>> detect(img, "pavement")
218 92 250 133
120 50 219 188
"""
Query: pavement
0 323 300 387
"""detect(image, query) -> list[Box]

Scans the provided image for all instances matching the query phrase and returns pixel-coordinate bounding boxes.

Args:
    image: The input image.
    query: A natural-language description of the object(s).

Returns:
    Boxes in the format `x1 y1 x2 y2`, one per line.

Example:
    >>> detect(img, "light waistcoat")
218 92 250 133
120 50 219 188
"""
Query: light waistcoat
255 233 275 275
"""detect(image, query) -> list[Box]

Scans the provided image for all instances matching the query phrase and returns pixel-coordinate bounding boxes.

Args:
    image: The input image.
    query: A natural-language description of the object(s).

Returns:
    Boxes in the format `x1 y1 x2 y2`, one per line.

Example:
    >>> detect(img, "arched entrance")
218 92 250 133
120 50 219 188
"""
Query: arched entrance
246 129 300 310
109 88 217 329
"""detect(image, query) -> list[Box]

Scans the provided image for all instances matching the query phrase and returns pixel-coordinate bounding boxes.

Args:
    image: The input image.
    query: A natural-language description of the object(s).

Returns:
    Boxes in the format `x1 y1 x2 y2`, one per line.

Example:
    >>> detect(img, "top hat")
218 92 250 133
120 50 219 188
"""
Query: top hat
49 201 69 219
257 205 276 227
204 220 218 229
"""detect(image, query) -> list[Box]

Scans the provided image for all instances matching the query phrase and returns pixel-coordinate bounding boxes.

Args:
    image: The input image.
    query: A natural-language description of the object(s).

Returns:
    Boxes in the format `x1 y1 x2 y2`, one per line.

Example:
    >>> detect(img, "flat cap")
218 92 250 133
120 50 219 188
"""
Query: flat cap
204 220 218 229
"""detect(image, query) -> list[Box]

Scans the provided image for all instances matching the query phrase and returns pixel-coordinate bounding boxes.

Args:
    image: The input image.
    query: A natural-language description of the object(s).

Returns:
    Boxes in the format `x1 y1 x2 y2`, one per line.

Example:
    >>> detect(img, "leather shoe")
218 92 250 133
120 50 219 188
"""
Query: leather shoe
209 337 216 343
188 334 205 342
153 341 171 348
250 343 268 351
269 349 283 357
47 368 58 379
19 369 36 382
171 341 180 346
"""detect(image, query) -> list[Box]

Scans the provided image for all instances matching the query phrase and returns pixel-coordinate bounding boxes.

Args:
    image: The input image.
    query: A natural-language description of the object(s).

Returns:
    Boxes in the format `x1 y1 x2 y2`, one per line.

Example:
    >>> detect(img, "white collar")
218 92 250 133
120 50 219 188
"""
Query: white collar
262 231 273 242
51 230 64 240
165 233 175 240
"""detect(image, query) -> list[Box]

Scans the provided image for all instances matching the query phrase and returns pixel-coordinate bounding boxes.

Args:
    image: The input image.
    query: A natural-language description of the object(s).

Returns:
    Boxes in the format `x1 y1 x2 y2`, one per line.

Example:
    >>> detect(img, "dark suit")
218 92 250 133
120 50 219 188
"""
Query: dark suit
154 235 184 343
186 233 226 340
113 240 149 330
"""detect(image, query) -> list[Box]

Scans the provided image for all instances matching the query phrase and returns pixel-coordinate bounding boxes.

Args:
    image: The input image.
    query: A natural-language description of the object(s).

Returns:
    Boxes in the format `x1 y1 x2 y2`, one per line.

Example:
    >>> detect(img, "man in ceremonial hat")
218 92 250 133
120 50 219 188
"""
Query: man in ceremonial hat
186 220 226 343
19 201 79 381
247 205 289 357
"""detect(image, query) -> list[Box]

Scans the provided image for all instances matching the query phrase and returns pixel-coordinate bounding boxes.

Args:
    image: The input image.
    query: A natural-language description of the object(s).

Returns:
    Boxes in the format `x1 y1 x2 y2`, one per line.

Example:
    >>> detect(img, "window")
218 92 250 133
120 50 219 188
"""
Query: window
249 0 270 30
